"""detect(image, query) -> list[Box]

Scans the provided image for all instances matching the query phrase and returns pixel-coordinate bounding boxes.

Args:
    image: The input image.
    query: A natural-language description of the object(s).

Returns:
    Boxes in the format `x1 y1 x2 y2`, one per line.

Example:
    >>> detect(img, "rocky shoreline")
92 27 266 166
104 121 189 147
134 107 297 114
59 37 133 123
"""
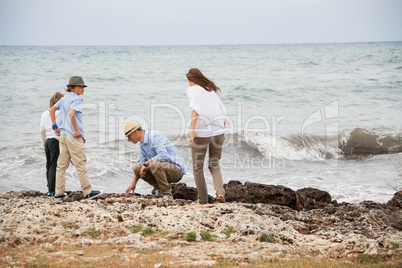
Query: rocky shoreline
0 180 401 266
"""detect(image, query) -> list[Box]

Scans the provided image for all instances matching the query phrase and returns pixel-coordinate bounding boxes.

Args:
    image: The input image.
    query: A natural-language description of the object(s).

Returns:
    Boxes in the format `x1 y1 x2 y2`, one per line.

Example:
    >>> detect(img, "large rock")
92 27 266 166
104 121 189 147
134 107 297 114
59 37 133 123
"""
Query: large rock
171 183 198 201
387 191 402 208
171 183 215 203
386 191 402 231
297 187 332 210
224 180 302 210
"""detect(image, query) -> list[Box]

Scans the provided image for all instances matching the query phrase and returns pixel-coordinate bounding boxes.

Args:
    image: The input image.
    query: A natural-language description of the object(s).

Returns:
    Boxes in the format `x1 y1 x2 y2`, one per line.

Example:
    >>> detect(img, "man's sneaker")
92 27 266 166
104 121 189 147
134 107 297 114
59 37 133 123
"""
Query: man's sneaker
216 194 226 203
54 193 67 199
83 190 103 200
162 194 174 200
47 192 55 197
152 188 163 198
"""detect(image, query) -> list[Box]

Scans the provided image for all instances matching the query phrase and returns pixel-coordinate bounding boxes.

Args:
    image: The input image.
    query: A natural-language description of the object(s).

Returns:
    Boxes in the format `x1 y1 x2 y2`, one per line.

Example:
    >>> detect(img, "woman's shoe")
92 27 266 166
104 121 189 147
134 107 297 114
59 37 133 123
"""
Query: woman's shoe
216 195 225 203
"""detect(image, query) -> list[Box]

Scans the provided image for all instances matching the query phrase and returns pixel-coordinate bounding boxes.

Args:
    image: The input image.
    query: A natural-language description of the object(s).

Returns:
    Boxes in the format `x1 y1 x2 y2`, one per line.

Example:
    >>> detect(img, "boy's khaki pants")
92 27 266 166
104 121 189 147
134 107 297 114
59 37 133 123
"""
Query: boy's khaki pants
55 135 92 196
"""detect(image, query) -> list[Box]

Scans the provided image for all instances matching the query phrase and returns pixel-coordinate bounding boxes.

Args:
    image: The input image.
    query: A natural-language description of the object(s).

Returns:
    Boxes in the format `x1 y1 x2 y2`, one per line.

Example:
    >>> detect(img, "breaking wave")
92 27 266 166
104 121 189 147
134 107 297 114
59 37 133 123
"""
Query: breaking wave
243 128 402 161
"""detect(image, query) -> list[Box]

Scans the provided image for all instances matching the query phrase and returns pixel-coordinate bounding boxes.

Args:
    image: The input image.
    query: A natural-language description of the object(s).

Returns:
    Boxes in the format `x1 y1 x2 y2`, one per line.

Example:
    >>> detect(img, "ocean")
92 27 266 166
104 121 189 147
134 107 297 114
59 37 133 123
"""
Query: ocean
0 42 401 203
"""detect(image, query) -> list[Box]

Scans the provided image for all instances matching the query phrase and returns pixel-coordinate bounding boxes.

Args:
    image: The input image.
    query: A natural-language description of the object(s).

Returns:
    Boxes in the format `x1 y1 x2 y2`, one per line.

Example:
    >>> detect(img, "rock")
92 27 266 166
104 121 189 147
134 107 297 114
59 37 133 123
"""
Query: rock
74 250 84 256
365 243 378 255
297 187 332 210
238 224 262 235
171 183 197 201
171 183 215 203
224 180 301 210
107 234 142 245
387 191 402 208
387 208 402 231
1 187 401 264
249 252 260 260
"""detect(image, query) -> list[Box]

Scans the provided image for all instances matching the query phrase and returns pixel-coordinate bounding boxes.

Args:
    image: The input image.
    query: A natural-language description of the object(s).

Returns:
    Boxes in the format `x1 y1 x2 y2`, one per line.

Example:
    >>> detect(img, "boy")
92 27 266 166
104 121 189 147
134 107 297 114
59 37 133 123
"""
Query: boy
40 92 63 197
49 76 101 199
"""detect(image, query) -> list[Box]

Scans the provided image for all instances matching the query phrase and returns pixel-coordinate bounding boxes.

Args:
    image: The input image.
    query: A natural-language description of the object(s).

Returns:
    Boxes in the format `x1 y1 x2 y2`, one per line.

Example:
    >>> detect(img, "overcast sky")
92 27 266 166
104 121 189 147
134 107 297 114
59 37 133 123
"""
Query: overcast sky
0 0 401 46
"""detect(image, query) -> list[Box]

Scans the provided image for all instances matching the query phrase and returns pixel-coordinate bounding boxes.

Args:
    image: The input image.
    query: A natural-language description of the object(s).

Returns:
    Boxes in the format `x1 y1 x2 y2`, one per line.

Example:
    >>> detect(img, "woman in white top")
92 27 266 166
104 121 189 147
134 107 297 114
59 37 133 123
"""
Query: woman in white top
186 68 227 204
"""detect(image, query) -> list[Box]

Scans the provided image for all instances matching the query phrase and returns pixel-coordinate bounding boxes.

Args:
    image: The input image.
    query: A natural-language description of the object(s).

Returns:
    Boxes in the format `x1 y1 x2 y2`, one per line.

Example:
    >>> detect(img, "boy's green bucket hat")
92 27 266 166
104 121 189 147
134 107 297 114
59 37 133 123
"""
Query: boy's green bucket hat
67 76 87 87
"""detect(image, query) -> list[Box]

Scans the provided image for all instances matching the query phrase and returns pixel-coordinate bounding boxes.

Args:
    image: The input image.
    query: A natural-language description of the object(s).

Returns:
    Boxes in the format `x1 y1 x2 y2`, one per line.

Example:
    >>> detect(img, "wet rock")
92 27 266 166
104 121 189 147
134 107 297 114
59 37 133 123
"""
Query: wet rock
171 183 215 203
224 180 301 210
171 183 197 201
387 207 402 231
297 187 331 210
387 191 402 208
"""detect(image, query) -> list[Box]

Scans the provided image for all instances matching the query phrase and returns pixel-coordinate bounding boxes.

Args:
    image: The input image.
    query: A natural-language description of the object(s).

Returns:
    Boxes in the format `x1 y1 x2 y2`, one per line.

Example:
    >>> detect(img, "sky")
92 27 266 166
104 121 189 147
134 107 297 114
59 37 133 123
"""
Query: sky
0 0 401 46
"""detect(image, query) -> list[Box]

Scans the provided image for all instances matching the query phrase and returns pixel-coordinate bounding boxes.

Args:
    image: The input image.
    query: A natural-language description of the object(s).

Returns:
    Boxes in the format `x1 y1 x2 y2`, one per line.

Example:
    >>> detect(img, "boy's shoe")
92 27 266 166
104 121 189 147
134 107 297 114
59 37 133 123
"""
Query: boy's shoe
162 194 174 200
54 193 67 199
216 195 226 203
83 190 103 200
47 192 55 197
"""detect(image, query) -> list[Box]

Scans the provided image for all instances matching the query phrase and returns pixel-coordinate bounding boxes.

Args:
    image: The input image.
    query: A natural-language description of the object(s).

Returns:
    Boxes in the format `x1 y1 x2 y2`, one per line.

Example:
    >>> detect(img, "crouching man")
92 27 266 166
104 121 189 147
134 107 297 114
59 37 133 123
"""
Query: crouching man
123 121 186 199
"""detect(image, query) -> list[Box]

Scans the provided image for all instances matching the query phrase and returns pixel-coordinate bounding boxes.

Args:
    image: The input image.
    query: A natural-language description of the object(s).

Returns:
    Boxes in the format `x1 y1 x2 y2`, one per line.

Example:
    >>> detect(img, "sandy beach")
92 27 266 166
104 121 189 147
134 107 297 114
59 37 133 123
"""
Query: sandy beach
0 182 401 267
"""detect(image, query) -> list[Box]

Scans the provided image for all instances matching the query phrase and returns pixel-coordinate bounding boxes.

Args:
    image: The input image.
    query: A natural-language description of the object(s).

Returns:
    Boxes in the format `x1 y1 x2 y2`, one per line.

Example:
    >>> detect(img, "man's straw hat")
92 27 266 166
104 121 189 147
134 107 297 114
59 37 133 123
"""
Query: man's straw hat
123 121 141 137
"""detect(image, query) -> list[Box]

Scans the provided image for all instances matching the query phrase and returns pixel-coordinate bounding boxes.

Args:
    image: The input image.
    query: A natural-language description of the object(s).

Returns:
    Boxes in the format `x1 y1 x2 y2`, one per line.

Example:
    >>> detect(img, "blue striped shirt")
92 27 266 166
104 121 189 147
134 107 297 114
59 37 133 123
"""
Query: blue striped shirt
54 92 85 138
137 130 187 175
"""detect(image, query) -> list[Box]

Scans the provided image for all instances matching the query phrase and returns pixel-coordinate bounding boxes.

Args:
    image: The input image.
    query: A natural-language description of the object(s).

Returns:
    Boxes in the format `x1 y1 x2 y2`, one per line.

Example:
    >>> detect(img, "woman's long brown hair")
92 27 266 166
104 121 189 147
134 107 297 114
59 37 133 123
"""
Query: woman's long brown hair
186 68 221 93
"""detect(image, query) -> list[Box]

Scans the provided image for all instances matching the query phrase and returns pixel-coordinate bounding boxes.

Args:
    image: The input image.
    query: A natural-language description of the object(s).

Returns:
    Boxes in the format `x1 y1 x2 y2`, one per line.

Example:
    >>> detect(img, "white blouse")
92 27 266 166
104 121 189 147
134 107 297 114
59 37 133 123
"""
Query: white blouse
186 85 227 137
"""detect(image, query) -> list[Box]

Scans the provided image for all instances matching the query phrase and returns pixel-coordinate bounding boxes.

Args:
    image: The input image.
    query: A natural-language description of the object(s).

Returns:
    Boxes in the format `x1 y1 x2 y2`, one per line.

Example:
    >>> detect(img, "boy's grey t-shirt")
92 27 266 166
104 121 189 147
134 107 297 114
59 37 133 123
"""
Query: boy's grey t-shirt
54 92 85 138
